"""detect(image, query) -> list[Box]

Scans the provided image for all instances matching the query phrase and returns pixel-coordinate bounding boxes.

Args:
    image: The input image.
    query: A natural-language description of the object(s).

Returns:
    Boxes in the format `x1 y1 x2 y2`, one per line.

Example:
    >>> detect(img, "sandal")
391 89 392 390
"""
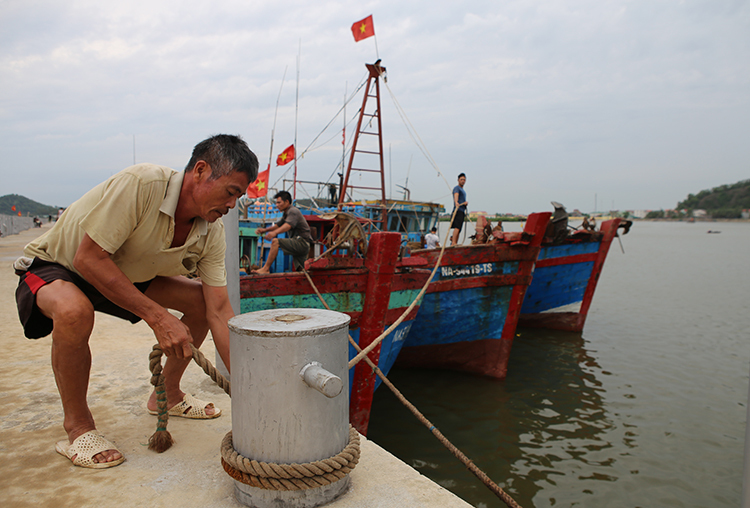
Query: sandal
148 393 221 419
55 430 125 469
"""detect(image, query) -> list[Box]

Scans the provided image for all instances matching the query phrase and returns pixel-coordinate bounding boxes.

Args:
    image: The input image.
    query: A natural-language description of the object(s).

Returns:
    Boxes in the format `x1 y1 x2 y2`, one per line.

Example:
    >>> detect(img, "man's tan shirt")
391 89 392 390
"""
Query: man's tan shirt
24 164 227 286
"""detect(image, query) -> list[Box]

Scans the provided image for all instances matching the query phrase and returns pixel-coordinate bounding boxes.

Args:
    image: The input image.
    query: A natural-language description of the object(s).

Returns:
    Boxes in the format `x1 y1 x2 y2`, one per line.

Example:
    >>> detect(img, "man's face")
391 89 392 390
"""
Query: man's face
194 164 250 222
275 197 291 212
458 176 466 187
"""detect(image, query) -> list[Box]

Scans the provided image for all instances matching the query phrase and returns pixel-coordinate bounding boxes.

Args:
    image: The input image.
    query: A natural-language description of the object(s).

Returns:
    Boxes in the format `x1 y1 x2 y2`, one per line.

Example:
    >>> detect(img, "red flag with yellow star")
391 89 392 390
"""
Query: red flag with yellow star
247 167 270 198
276 144 295 166
351 15 375 42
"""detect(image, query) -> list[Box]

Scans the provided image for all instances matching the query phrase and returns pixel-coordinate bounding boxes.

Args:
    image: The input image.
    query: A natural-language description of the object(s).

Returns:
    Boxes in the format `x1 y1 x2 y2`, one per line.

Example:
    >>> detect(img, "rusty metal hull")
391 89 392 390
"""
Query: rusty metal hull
239 232 430 435
395 212 551 379
519 218 621 332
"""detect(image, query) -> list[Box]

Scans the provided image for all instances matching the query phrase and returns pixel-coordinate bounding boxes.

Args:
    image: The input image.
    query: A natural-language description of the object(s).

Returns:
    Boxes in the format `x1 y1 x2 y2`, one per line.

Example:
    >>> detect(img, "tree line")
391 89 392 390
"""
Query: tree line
646 179 750 219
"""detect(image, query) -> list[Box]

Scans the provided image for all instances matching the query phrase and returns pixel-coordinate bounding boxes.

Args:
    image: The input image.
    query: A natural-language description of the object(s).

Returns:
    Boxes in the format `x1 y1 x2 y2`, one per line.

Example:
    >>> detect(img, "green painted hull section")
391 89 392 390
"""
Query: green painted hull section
240 289 421 315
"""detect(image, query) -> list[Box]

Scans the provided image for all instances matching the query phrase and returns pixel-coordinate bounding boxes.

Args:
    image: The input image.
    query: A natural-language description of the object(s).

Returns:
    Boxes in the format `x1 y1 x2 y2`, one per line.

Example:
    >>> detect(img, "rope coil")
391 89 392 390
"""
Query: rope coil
221 426 360 491
147 344 360 491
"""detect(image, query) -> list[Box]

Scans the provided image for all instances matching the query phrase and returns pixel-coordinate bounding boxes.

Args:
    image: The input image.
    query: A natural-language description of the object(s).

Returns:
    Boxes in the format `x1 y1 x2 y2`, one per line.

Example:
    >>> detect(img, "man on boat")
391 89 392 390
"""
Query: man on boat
252 190 314 273
13 134 258 468
450 173 468 246
424 226 440 249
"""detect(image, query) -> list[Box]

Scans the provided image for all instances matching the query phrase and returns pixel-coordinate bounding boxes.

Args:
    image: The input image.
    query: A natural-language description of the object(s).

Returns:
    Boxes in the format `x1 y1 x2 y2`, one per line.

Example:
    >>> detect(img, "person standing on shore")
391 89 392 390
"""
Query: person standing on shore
450 173 468 246
13 134 258 469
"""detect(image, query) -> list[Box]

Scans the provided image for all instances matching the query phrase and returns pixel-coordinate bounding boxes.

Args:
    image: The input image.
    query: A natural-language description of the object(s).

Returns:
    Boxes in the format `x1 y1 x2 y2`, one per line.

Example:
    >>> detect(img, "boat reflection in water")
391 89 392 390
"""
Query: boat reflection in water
368 327 624 508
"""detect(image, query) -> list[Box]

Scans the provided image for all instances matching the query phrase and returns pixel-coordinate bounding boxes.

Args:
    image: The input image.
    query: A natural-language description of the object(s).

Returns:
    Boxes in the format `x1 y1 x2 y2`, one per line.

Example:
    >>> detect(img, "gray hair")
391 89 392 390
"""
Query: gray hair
185 134 258 182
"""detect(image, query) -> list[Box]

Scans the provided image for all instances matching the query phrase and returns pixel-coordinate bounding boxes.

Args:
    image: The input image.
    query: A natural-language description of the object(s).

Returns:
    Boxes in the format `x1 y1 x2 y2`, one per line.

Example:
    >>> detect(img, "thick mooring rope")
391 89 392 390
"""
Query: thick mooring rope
301 259 524 508
221 426 360 490
147 344 360 491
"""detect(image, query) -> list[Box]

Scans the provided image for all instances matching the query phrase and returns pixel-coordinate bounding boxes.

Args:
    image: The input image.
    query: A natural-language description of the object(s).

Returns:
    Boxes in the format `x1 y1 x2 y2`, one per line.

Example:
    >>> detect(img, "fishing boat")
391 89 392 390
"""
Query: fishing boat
395 212 551 379
236 61 442 435
239 229 431 435
518 204 630 332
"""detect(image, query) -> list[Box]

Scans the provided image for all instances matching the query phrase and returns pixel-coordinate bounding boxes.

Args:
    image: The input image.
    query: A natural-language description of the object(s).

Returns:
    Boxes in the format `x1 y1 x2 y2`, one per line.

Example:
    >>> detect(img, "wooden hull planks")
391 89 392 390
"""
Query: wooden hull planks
239 232 431 435
518 218 622 332
395 212 551 379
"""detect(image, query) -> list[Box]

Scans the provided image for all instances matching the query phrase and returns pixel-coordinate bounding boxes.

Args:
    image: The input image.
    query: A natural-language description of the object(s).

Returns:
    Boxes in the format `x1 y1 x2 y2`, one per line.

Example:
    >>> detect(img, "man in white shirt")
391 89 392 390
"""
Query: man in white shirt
424 227 440 249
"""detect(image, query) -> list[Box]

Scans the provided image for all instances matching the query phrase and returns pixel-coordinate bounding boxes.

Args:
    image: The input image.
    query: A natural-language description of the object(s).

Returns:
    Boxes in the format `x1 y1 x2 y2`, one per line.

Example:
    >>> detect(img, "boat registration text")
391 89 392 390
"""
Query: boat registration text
441 263 495 279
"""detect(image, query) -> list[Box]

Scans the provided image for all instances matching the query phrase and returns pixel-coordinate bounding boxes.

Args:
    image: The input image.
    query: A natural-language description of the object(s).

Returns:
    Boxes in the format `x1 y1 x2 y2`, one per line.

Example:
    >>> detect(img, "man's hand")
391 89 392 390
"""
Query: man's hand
148 309 194 359
74 234 195 359
263 230 278 241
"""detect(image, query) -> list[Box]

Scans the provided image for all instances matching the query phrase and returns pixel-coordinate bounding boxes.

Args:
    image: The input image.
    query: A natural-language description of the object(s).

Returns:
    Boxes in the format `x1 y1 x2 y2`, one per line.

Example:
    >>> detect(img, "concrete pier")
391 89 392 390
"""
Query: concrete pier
0 224 473 508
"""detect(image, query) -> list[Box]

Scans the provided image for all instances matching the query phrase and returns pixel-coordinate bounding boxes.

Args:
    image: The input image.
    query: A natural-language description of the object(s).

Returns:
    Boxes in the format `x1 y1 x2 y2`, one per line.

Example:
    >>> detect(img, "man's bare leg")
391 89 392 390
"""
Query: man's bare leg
144 276 216 415
252 239 279 274
37 280 122 464
451 228 460 246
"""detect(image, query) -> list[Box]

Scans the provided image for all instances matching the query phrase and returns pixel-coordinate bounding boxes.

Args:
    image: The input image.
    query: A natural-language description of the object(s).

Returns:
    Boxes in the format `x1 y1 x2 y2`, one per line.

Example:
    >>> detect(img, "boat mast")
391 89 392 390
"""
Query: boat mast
338 60 387 230
293 41 301 200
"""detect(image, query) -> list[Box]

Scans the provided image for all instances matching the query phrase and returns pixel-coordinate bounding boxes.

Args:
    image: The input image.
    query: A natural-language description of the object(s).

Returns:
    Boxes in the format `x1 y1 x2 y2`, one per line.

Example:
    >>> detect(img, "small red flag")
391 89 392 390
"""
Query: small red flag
17 212 22 216
276 144 295 166
11 205 16 211
351 15 375 42
247 167 270 198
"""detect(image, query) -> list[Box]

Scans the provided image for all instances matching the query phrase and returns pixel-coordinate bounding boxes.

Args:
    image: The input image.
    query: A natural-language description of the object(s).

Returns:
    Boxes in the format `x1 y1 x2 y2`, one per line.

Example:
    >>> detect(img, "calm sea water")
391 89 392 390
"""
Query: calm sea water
368 220 750 508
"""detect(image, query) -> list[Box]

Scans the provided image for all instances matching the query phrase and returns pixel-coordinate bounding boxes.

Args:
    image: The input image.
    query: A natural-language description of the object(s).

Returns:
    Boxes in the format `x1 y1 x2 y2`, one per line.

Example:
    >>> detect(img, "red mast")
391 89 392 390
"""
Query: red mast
338 61 387 229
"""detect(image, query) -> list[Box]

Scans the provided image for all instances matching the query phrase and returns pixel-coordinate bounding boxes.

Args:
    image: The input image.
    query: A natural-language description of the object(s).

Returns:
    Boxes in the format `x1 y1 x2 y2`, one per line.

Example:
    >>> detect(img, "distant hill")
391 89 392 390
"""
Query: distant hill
0 194 59 217
676 179 750 218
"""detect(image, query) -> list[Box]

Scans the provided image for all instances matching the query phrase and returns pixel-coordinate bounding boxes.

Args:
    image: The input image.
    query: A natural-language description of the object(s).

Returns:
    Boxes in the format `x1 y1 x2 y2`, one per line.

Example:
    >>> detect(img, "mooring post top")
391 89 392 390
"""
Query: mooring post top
228 308 351 337
275 313 308 323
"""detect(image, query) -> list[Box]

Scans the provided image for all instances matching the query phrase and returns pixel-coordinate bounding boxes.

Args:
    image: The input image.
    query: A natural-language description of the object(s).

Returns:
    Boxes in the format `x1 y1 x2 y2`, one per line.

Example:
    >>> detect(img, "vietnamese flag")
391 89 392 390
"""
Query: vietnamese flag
11 205 16 211
247 167 270 198
276 144 295 166
351 15 375 42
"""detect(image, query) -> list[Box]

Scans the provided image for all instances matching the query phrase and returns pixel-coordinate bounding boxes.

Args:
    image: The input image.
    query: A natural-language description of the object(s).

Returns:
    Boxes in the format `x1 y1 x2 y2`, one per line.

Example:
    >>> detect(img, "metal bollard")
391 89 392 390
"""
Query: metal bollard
228 308 352 508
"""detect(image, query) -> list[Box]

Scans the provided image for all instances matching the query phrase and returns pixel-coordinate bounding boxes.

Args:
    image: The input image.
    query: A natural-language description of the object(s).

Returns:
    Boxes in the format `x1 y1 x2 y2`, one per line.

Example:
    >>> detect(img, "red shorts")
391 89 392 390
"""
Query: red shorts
15 258 152 339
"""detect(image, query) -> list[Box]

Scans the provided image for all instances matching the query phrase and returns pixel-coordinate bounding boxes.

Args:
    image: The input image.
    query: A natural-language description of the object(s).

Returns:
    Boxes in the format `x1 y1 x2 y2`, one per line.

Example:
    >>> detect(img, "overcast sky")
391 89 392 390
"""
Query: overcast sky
2 0 748 214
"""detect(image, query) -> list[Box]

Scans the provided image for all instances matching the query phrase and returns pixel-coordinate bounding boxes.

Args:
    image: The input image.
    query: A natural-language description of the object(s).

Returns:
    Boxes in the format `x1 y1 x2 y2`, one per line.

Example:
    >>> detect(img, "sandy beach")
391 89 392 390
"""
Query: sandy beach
0 224 470 508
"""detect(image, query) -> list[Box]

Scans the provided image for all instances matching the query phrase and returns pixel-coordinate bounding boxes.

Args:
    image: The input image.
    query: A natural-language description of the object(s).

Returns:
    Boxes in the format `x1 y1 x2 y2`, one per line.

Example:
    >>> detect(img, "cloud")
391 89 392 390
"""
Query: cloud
1 0 748 213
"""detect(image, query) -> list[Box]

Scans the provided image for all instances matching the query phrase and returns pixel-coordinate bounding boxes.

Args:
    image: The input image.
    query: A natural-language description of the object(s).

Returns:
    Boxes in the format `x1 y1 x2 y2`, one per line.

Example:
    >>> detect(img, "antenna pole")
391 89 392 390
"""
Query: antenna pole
293 40 301 200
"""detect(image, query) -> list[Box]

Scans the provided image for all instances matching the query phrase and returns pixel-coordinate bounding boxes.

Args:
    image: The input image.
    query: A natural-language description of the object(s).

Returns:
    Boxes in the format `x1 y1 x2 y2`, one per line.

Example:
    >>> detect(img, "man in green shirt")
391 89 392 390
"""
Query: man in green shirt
15 134 257 468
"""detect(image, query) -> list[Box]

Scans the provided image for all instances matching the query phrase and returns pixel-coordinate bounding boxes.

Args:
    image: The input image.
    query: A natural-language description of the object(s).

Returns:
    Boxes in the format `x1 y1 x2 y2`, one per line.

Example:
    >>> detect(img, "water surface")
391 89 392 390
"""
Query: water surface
369 220 749 507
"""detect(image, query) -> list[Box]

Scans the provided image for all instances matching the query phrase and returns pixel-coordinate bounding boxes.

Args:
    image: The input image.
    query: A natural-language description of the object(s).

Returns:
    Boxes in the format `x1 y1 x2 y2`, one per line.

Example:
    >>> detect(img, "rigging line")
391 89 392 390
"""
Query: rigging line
383 81 451 193
267 66 288 169
271 75 369 195
307 107 363 154
294 182 321 211
297 76 368 158
320 106 368 185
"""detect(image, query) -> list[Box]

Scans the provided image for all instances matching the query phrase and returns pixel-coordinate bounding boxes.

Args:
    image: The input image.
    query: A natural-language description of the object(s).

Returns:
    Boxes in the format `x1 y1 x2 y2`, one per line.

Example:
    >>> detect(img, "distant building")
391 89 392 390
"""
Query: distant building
692 209 707 218
742 209 750 219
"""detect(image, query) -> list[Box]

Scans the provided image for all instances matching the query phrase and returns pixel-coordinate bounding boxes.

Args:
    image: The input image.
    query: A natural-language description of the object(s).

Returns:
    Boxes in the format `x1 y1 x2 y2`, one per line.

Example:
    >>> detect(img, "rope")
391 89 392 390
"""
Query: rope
300 222 523 508
346 207 458 369
147 344 360 491
221 426 360 490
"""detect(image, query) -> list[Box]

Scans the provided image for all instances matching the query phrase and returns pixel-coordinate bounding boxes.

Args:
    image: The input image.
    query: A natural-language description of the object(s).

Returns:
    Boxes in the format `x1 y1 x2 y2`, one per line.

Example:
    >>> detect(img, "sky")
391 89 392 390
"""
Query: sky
1 0 748 214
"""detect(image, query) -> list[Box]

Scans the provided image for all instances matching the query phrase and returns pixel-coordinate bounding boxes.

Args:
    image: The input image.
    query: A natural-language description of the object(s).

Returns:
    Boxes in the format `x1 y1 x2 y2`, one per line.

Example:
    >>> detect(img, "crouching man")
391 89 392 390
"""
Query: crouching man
14 134 258 468
252 191 313 273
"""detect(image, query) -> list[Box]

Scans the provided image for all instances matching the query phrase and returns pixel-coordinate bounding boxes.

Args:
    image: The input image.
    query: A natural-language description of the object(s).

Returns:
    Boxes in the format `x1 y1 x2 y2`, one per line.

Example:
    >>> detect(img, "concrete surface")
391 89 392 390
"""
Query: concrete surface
0 224 473 508
0 213 34 237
